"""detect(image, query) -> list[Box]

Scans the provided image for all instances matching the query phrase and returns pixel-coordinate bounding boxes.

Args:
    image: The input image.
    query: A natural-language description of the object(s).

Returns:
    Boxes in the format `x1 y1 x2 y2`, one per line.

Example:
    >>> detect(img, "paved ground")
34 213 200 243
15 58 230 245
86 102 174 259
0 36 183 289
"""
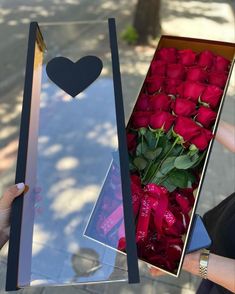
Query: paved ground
0 0 234 293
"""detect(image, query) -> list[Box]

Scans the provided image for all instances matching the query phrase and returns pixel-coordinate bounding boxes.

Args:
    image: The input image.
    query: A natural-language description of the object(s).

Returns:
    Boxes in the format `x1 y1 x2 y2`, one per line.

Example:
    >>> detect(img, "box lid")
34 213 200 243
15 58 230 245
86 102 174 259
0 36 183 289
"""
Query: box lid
6 19 139 290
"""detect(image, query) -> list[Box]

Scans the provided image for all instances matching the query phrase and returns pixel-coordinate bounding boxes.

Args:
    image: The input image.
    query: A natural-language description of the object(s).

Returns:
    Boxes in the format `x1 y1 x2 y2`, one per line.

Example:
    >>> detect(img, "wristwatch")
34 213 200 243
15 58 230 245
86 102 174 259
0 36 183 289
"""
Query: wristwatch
199 248 210 279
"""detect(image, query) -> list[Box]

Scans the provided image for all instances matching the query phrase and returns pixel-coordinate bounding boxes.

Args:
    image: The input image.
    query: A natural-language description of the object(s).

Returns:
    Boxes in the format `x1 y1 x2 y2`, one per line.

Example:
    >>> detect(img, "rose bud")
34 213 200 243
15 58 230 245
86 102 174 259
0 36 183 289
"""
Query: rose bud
190 128 213 150
166 63 185 80
177 81 206 103
173 116 201 141
186 66 208 83
150 111 175 132
135 93 150 111
212 55 230 72
172 98 196 117
131 111 151 128
149 93 172 111
197 50 214 69
146 75 165 94
178 49 196 66
156 47 178 63
127 133 137 152
150 60 166 76
208 71 228 88
200 85 223 109
195 106 217 128
164 78 182 95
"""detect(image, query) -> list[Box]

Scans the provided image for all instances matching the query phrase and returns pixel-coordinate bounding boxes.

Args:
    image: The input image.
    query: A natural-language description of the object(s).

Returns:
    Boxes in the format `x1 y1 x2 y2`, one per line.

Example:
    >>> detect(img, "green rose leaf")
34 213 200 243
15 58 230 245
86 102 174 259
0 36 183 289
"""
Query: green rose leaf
158 136 172 158
144 130 157 149
129 161 136 171
191 150 207 168
144 147 162 160
174 154 198 169
160 156 176 175
168 170 188 188
133 157 148 170
136 142 148 157
161 179 177 192
171 144 184 156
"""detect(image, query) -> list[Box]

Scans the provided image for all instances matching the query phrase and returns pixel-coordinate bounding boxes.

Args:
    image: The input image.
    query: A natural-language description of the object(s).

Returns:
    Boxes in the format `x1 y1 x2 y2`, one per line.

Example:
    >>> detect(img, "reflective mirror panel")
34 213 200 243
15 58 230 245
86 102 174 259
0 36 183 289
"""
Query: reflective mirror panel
8 20 137 288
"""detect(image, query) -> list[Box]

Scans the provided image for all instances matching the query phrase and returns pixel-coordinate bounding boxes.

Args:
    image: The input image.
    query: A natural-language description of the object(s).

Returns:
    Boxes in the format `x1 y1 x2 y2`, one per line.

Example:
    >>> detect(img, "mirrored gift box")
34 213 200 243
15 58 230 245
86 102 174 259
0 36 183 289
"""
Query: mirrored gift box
6 19 139 291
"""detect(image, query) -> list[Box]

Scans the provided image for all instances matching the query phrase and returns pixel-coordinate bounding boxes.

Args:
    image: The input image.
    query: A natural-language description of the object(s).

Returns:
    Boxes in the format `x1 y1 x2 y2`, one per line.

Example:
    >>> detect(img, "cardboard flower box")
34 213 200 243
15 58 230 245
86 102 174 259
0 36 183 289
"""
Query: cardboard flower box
85 35 235 276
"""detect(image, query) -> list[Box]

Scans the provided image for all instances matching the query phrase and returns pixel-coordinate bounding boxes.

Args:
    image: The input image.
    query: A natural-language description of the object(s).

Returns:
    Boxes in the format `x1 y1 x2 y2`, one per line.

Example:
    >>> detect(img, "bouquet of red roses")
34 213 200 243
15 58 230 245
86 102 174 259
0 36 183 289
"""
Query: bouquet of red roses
125 47 231 273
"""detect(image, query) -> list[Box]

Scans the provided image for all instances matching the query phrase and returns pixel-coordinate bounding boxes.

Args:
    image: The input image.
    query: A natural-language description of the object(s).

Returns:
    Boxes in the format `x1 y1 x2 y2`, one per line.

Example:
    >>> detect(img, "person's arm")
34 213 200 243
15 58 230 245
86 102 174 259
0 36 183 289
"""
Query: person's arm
149 251 235 292
183 251 235 293
0 183 25 249
216 120 235 153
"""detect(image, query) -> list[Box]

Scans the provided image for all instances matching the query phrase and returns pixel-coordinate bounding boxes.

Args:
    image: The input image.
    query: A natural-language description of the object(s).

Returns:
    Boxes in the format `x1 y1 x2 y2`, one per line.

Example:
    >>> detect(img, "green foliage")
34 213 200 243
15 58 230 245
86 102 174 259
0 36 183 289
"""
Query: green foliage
159 156 176 175
121 25 138 45
133 157 148 170
130 129 205 192
168 170 188 188
174 154 199 170
144 148 162 160
161 179 177 192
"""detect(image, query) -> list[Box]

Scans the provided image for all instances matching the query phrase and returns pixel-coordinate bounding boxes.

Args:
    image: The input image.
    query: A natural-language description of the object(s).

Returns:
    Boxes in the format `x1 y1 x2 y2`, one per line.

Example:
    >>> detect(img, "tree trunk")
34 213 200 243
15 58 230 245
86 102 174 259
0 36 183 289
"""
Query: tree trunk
133 0 161 44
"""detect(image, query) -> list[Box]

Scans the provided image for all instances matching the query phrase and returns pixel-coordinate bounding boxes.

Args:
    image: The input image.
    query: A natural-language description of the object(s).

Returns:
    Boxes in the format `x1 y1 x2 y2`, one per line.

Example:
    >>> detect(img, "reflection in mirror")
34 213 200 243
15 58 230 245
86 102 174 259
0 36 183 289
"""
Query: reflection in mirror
7 20 134 289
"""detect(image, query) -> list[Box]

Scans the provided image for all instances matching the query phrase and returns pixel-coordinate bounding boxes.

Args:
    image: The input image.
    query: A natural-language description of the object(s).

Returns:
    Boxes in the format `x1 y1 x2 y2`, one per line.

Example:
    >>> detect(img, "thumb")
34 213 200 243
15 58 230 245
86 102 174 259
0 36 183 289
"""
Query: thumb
0 183 25 210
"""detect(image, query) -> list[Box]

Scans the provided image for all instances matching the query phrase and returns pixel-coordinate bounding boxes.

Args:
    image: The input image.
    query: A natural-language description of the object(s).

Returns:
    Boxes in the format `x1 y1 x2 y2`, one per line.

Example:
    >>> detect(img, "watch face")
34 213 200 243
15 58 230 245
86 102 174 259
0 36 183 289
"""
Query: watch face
6 20 139 290
200 259 208 267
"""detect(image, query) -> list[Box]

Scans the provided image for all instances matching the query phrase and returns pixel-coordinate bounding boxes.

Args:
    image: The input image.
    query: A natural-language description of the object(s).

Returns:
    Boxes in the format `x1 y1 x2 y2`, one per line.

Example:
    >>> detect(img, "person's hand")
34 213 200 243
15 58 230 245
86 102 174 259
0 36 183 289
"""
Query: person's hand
148 250 201 277
148 265 166 277
216 120 235 153
0 183 25 211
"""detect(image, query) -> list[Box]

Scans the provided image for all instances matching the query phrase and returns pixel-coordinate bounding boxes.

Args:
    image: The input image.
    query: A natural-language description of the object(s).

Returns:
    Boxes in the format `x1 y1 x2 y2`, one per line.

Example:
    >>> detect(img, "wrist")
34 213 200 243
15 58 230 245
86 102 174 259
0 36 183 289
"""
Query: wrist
183 251 201 276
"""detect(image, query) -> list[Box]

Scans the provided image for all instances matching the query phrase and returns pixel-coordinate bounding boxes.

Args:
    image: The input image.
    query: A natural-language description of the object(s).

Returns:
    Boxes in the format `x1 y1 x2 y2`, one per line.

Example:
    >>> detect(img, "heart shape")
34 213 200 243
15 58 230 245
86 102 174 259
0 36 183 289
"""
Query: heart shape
46 55 103 97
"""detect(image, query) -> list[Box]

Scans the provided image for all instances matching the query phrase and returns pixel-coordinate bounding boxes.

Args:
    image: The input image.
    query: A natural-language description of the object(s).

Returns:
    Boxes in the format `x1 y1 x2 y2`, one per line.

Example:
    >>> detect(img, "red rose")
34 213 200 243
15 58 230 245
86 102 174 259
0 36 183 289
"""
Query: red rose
146 75 165 94
131 111 151 128
200 85 223 109
186 66 208 83
173 116 201 141
156 47 177 63
149 93 172 111
164 78 182 95
197 50 214 69
177 81 206 103
196 106 217 128
190 128 213 150
127 133 137 152
135 93 150 111
150 60 166 76
208 71 228 88
178 49 196 66
166 63 185 80
172 98 196 117
150 111 175 132
212 55 230 72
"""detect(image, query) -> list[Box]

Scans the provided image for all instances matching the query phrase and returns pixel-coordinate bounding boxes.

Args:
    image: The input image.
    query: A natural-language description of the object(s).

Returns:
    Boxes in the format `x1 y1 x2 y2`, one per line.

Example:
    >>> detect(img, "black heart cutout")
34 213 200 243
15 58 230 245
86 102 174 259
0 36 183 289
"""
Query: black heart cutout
46 55 103 97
